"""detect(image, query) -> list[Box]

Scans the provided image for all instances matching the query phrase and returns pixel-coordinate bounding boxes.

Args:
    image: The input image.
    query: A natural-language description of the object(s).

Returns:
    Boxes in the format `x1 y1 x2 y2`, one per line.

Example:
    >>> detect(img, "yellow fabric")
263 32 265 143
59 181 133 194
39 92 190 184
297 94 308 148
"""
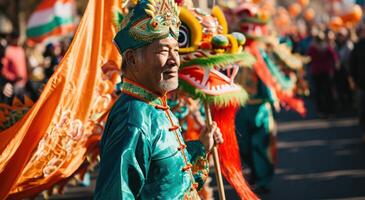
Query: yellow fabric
178 7 202 54
0 0 121 199
211 6 228 35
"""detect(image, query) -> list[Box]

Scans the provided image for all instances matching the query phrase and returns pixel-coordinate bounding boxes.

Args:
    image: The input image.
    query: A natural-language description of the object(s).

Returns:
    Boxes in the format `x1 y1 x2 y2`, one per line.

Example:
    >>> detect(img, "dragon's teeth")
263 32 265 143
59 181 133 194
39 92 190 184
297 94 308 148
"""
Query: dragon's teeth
205 82 211 90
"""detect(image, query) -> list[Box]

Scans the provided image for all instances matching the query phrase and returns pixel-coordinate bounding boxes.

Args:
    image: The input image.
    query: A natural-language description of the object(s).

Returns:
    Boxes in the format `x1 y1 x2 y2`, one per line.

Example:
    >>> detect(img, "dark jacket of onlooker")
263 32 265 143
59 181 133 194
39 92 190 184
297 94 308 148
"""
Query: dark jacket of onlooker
350 38 365 90
307 43 338 76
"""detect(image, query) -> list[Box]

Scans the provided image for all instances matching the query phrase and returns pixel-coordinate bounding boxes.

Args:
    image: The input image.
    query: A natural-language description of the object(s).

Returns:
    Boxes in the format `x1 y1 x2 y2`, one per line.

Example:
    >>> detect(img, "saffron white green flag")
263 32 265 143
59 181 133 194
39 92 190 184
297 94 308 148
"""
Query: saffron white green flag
26 0 77 43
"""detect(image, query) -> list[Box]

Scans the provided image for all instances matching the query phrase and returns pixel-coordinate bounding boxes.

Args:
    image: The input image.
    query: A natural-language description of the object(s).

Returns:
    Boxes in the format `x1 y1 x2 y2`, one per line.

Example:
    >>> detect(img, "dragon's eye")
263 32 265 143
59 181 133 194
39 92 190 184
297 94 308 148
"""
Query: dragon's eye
178 23 190 48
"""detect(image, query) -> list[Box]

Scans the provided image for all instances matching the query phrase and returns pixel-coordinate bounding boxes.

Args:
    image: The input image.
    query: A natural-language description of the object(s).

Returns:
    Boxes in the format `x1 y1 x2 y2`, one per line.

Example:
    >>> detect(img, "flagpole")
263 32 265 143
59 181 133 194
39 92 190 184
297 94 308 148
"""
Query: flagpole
204 103 226 200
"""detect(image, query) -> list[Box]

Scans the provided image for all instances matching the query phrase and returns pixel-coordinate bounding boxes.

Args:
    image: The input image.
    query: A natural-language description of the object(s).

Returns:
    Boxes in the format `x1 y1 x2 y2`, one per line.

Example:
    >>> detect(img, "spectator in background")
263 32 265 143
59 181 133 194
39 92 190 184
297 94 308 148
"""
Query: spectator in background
296 25 319 55
350 24 365 142
0 37 13 103
43 43 63 80
1 31 27 100
335 27 354 110
307 32 339 118
325 29 337 48
59 39 69 56
26 44 47 101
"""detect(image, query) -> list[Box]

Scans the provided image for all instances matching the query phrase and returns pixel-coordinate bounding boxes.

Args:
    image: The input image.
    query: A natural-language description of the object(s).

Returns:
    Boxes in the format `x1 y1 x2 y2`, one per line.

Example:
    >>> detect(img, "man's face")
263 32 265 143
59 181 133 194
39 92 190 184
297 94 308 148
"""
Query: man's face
135 37 180 95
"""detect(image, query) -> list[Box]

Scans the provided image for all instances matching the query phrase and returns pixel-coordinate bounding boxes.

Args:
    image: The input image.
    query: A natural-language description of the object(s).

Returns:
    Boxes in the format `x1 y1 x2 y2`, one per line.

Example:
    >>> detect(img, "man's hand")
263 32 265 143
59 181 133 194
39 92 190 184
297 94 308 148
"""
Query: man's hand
199 122 224 153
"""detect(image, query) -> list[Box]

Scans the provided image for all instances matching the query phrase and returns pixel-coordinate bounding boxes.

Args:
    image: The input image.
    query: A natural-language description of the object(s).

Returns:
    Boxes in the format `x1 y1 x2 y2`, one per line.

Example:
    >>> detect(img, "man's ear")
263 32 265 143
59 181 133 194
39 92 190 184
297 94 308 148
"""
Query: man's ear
124 49 137 69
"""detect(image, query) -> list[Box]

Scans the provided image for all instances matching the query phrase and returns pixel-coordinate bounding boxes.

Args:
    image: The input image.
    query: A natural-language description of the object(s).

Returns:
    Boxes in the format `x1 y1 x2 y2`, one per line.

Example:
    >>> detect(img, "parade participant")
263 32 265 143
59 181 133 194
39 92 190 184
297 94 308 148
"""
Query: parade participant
229 2 277 193
94 0 223 199
230 1 305 194
235 67 276 194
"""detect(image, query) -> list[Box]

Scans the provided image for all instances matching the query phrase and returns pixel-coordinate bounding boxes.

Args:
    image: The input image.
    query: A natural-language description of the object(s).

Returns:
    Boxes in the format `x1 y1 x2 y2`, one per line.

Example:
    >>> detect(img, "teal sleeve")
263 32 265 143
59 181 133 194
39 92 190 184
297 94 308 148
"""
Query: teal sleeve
186 140 209 191
94 125 152 200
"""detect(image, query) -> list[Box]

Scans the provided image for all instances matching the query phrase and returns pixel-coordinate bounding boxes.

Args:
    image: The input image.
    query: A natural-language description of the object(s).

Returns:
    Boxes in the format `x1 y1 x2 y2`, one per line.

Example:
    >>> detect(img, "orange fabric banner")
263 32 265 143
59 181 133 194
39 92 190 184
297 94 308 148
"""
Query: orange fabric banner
0 0 121 199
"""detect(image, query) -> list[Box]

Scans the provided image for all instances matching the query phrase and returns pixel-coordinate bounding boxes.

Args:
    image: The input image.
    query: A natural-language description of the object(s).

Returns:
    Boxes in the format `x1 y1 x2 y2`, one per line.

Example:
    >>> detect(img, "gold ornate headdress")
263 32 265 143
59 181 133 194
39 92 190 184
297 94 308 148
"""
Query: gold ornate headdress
114 0 180 53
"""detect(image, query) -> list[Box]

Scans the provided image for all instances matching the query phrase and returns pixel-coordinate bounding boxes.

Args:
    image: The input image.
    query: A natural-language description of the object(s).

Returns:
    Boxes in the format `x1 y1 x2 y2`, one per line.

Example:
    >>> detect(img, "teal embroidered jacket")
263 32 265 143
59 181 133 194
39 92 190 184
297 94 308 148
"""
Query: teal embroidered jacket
94 79 209 200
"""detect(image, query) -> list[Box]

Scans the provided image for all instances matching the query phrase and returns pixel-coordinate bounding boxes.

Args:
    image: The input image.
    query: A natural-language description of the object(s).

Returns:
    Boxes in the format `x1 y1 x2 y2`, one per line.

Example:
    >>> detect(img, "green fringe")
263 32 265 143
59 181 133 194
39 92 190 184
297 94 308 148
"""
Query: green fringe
178 80 249 107
181 52 256 69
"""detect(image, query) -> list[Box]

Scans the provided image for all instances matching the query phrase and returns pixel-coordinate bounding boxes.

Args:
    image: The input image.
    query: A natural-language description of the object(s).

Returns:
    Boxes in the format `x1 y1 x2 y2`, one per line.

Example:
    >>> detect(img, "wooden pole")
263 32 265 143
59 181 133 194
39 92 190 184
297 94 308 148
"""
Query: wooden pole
204 103 226 200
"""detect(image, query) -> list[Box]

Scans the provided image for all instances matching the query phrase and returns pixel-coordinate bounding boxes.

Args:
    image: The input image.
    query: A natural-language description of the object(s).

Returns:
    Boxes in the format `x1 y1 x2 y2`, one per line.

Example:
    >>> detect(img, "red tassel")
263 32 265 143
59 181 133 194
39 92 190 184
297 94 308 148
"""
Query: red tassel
211 104 258 200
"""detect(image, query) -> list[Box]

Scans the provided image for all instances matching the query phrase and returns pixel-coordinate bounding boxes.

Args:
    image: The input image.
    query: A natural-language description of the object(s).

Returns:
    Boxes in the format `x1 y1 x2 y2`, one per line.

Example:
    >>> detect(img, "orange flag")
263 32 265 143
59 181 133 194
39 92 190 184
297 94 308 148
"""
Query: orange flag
0 0 121 199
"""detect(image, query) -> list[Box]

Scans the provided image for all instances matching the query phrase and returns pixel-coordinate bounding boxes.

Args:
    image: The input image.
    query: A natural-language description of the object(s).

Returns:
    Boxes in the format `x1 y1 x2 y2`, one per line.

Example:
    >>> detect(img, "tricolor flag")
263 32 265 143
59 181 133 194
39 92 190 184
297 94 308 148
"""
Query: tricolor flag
26 0 77 43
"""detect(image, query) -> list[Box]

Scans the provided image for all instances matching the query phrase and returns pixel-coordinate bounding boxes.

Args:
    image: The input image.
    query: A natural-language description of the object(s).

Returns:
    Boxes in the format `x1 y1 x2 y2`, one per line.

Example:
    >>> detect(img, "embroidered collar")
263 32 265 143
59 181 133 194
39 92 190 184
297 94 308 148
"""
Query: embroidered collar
121 78 169 110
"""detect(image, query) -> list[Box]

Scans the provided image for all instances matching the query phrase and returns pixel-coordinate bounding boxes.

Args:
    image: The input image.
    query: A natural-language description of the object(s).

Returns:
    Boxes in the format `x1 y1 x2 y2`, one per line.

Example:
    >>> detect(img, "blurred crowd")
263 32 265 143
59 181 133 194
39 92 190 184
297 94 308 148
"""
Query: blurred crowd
0 31 72 104
287 21 365 135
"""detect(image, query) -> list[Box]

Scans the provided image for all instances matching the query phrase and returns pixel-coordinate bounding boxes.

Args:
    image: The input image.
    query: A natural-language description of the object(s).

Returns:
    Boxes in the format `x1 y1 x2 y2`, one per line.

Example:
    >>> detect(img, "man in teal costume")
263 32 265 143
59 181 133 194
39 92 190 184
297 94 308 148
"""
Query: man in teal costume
94 0 223 199
235 69 275 194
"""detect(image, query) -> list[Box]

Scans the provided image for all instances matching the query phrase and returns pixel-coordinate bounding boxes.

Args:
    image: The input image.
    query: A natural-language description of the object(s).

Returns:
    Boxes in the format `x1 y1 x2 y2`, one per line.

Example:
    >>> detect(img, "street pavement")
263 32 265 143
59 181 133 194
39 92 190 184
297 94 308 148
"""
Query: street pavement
259 100 365 200
42 99 365 200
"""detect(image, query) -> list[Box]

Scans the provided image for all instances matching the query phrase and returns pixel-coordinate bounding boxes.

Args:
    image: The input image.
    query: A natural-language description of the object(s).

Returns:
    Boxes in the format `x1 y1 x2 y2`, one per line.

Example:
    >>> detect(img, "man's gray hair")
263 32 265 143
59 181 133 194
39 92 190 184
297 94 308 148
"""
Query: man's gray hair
121 47 146 73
